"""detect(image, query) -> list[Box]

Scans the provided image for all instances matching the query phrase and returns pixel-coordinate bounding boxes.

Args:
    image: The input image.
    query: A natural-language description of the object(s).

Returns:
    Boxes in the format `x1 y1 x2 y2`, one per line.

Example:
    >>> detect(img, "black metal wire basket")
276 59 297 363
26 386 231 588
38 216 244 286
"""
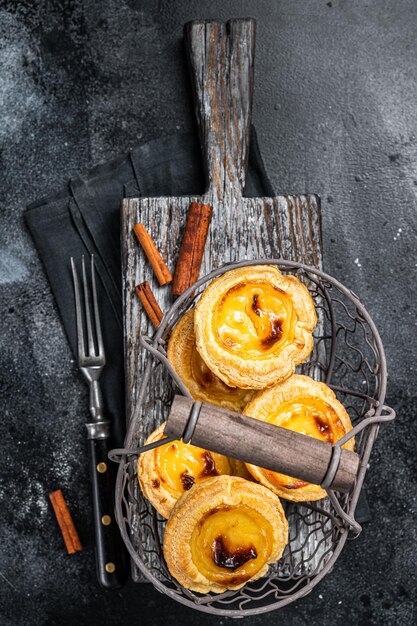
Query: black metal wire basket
112 259 394 617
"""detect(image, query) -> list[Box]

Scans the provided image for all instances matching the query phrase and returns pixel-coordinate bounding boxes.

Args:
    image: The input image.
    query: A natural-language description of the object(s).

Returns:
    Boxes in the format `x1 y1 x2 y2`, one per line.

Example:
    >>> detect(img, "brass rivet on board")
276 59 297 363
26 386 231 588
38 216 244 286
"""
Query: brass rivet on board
105 562 116 573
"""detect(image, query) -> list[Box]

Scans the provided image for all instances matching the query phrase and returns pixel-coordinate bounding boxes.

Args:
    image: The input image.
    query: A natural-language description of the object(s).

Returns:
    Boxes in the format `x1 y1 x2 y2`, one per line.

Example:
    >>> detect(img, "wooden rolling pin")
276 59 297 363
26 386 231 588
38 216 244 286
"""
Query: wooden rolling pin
164 395 359 492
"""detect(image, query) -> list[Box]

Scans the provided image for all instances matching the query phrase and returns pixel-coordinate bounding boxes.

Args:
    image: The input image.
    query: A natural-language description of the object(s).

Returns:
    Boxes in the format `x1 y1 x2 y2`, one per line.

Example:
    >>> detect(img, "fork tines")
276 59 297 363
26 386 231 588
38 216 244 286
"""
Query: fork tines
70 255 105 367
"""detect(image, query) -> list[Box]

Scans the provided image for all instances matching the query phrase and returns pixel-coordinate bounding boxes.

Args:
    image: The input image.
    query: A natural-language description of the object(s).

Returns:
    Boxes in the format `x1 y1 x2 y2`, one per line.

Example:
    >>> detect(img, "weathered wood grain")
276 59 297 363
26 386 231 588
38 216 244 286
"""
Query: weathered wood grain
121 19 328 583
184 19 255 200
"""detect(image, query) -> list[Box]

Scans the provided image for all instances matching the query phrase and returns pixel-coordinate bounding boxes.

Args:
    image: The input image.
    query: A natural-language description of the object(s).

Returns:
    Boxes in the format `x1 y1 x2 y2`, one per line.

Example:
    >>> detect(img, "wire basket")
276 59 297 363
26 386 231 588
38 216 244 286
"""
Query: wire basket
112 259 394 617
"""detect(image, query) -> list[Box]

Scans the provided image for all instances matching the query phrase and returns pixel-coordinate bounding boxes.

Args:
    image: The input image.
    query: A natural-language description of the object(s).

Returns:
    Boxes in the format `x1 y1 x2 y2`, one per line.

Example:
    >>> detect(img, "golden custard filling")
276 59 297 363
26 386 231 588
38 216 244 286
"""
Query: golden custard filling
190 505 274 584
212 282 296 358
190 344 251 403
154 438 233 497
261 396 347 490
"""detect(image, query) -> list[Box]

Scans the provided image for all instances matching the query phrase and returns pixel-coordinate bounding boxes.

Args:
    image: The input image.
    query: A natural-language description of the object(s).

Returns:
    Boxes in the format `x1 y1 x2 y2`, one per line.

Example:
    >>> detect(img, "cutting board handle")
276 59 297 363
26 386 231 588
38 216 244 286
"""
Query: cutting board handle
184 18 256 201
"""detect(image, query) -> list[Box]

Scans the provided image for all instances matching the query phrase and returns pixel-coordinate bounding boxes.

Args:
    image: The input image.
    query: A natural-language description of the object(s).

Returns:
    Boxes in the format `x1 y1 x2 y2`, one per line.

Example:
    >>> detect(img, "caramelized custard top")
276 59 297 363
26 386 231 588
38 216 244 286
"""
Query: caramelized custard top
154 439 232 498
262 396 346 490
213 282 296 358
190 504 274 585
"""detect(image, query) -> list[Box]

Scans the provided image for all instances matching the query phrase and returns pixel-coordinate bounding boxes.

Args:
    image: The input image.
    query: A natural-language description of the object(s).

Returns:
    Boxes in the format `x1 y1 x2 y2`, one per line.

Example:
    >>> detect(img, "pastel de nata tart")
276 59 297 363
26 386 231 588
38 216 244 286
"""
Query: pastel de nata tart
167 309 254 411
243 375 355 501
163 475 288 593
194 265 317 389
228 458 255 481
138 423 236 518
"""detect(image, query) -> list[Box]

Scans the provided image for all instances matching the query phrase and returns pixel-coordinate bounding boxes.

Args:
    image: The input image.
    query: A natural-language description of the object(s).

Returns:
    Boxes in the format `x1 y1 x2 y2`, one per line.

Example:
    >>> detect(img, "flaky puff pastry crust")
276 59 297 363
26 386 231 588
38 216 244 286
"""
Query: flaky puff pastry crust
194 266 317 389
243 375 355 501
138 423 236 518
167 310 254 411
228 459 255 481
163 476 288 593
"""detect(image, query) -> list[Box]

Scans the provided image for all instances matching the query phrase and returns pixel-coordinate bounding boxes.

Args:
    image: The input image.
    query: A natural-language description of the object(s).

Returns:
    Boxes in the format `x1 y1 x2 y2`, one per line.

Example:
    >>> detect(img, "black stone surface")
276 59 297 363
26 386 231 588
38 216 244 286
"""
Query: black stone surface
1 1 416 624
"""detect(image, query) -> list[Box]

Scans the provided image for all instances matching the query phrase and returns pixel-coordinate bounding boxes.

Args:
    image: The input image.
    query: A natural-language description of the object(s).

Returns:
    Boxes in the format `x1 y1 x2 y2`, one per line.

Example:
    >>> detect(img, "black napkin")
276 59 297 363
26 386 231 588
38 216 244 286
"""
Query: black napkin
24 128 274 449
24 128 371 525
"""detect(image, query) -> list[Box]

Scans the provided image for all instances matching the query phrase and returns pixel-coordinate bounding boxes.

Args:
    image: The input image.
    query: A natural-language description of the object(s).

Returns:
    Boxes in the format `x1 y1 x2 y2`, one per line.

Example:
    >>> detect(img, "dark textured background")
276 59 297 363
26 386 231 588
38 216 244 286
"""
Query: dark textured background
1 1 416 624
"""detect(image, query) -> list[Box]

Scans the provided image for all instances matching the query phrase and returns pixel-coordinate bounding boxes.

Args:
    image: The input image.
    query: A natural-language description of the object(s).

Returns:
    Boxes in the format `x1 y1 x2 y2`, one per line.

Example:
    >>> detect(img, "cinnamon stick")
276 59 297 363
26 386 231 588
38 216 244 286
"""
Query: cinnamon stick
49 489 82 555
136 281 163 327
133 224 172 286
172 202 213 295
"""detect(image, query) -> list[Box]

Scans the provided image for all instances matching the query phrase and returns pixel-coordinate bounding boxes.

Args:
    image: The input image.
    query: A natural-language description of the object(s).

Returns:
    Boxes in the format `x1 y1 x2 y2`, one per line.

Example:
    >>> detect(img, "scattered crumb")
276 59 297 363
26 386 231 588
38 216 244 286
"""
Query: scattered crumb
354 258 362 268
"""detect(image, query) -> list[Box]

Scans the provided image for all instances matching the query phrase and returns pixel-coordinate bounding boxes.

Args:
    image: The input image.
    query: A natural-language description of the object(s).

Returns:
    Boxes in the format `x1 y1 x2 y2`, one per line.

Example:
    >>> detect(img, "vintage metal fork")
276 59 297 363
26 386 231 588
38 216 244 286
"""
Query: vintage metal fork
71 255 127 589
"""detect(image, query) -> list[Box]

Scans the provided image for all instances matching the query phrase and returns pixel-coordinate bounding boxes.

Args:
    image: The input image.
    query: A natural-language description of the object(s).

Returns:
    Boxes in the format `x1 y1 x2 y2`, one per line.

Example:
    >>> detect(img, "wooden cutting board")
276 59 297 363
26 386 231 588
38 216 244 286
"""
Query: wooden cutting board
121 18 323 582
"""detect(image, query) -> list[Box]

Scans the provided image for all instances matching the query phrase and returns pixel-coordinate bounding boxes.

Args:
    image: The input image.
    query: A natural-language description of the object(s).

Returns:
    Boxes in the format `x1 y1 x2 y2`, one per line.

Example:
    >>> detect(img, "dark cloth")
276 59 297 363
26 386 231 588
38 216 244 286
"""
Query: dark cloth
24 127 371 524
24 128 274 448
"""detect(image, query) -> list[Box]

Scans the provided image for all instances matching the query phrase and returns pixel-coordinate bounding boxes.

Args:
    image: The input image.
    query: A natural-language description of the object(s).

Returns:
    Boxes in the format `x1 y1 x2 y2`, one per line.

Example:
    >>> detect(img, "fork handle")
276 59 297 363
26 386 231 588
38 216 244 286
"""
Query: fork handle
88 433 129 589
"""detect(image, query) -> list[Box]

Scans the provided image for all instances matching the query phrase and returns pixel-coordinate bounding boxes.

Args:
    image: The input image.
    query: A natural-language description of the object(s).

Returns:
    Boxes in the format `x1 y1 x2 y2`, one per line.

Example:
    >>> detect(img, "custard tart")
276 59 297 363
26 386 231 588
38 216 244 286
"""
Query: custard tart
138 423 236 518
229 458 255 481
243 375 355 501
194 265 317 389
163 475 288 593
167 309 254 411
